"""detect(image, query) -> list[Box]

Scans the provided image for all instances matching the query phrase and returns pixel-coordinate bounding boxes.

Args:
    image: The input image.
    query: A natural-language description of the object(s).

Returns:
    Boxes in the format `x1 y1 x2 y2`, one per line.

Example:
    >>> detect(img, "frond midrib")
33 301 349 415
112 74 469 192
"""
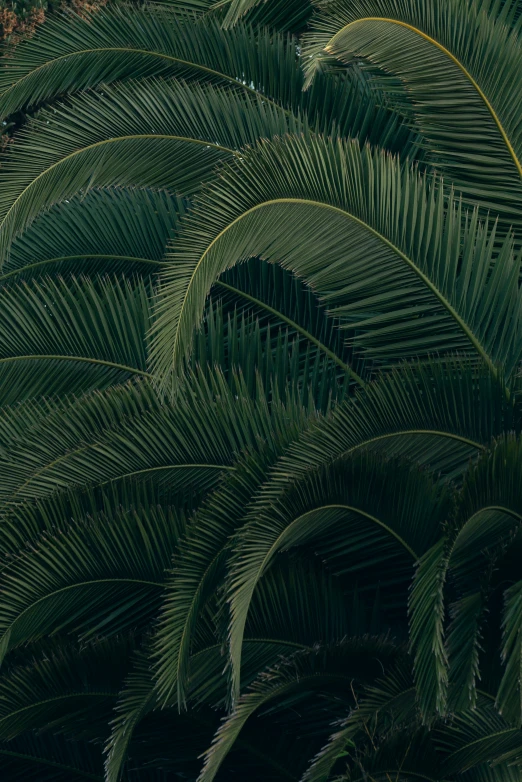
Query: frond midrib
0 46 287 118
0 255 164 281
0 354 150 377
175 198 496 374
215 280 365 386
324 17 522 178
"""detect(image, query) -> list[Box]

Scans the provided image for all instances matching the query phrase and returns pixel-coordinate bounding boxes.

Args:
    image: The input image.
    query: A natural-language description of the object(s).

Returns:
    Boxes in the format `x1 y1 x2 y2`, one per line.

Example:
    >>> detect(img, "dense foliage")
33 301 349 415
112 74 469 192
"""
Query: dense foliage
0 0 521 779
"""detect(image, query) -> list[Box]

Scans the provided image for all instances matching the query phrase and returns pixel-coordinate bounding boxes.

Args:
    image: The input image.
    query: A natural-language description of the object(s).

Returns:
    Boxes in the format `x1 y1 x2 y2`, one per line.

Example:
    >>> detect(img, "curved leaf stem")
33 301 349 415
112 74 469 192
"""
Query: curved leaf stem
179 199 495 375
215 280 365 387
325 18 522 178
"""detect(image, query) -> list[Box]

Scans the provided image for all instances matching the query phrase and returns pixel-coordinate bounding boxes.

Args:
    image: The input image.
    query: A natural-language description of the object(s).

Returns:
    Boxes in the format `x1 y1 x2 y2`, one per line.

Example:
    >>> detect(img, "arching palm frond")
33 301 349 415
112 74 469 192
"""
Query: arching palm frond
198 638 403 782
0 6 410 153
1 188 182 283
303 0 522 234
0 731 104 781
192 258 360 406
0 501 185 662
153 395 317 708
272 359 518 486
0 637 135 740
0 276 151 405
150 135 522 387
107 559 366 779
0 79 299 261
0 368 305 510
410 435 522 719
0 9 300 120
224 451 449 702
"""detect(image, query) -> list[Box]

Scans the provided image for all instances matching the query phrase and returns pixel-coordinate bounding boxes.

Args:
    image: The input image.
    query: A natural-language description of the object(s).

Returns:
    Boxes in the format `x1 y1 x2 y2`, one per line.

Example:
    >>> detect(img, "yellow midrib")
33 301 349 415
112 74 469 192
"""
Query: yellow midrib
325 17 522 179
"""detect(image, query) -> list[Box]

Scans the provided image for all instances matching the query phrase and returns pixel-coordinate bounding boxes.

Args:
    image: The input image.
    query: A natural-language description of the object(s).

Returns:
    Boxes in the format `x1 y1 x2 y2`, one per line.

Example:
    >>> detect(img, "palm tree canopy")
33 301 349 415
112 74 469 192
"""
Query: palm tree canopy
0 0 521 780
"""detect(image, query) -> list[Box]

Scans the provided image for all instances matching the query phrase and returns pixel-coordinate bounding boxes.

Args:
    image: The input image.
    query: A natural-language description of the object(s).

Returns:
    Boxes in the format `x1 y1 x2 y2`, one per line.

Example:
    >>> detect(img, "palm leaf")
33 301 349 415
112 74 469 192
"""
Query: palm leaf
153 393 316 707
273 359 517 488
1 188 182 282
198 638 402 782
0 6 410 153
225 451 448 702
0 637 134 740
303 0 522 233
0 370 296 509
0 275 151 405
0 733 104 781
499 580 522 725
150 135 522 386
221 0 312 29
109 560 354 780
410 434 522 720
236 0 314 32
0 9 301 119
0 501 186 661
303 660 417 782
0 79 298 261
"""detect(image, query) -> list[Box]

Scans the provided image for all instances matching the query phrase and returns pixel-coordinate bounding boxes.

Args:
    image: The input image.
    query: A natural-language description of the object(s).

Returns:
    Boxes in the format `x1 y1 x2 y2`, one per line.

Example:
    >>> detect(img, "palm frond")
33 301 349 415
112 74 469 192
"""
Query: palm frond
0 636 134 740
303 659 417 782
150 135 522 386
0 501 185 661
410 434 522 721
0 275 151 405
221 0 312 30
198 638 402 782
225 451 448 702
237 0 314 32
0 9 300 119
153 393 316 707
273 359 517 488
1 188 182 282
0 6 410 154
0 732 104 781
0 370 300 509
409 538 449 718
109 564 352 782
499 580 522 725
0 79 299 261
303 0 522 233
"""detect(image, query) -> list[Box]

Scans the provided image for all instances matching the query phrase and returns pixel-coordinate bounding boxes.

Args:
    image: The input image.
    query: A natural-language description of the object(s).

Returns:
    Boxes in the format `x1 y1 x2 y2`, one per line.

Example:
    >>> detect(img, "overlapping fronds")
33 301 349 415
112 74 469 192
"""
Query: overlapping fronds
151 135 522 386
0 0 520 779
303 0 522 234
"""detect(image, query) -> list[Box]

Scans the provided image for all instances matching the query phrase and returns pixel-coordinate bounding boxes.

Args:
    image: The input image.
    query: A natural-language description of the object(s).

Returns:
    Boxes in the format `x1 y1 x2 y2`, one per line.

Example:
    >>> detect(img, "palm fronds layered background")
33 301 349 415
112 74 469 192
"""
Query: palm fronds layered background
0 0 521 779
